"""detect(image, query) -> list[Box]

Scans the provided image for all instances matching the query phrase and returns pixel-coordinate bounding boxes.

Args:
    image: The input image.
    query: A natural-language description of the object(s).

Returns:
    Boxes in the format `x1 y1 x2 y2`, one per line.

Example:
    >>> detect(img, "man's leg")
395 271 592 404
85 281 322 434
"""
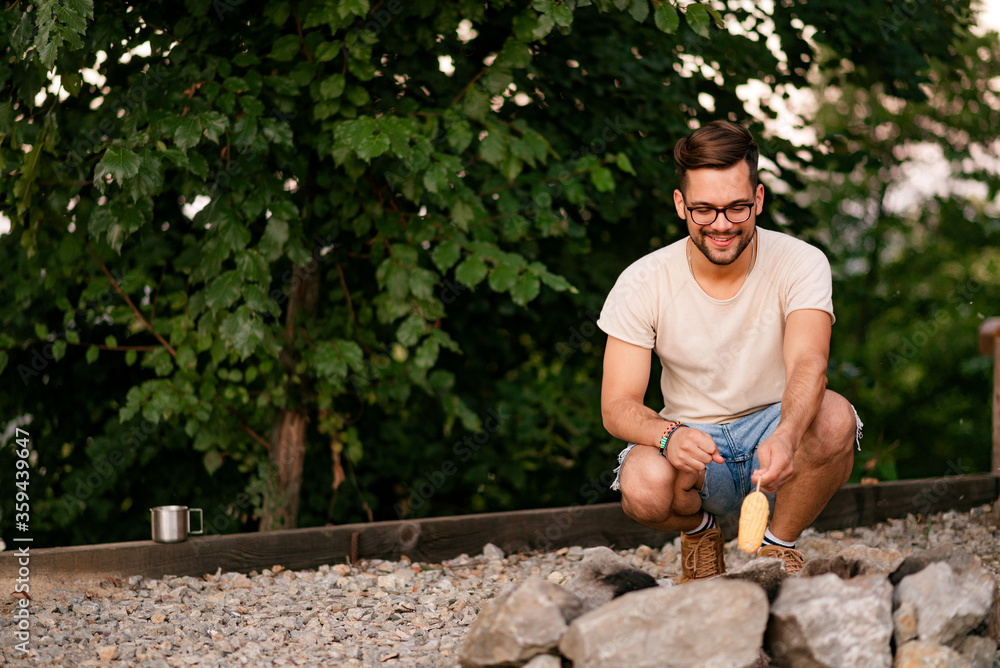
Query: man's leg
618 445 727 582
618 445 705 532
768 389 857 542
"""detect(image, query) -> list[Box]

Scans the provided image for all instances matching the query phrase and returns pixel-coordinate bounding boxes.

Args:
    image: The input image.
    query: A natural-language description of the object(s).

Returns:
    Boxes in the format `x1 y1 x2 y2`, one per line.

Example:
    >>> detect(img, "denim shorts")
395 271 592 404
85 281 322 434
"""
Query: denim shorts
610 402 864 517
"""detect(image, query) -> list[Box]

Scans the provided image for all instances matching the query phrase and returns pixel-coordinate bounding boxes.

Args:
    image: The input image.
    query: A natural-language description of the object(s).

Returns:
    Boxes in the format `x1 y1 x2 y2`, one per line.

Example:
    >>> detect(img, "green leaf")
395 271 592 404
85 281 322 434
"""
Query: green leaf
86 346 99 364
685 3 712 38
450 199 475 231
479 130 506 166
629 0 649 22
268 34 302 61
489 261 520 293
615 152 637 175
511 273 541 306
96 145 141 183
551 4 573 27
339 0 369 19
654 3 679 33
34 322 50 339
455 256 488 289
125 349 137 366
447 119 474 153
423 162 449 194
205 271 242 312
357 133 391 161
413 336 439 370
204 450 223 475
591 166 615 192
315 41 343 62
432 240 462 272
319 74 346 99
219 307 264 359
174 116 202 150
396 312 425 347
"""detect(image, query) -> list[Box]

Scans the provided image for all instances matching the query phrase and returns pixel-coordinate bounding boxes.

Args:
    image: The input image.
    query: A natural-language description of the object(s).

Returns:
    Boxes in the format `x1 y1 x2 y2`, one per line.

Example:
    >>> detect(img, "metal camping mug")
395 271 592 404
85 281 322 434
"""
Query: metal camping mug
150 505 203 543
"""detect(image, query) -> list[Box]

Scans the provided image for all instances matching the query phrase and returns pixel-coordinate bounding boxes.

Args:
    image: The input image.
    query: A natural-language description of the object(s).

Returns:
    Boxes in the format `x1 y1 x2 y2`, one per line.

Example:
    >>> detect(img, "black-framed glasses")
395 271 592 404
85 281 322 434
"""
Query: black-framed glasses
683 197 755 225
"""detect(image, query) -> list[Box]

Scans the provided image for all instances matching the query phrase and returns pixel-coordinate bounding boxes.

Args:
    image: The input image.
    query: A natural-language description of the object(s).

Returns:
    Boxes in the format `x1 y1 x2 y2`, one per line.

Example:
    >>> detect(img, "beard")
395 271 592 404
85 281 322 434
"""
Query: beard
691 226 755 266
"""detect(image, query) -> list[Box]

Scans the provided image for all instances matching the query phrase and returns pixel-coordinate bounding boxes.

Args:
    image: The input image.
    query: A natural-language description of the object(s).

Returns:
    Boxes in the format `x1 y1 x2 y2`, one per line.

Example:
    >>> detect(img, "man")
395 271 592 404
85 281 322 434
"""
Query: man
597 120 861 582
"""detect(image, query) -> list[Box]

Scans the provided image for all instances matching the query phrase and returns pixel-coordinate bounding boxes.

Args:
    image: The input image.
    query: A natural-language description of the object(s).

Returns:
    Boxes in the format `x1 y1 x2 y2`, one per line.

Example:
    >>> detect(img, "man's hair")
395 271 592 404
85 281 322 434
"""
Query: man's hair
673 120 759 193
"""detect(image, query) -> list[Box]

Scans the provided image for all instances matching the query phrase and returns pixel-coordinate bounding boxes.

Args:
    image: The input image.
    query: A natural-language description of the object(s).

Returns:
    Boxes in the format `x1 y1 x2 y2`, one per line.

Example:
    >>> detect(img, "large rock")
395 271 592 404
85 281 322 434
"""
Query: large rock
950 635 998 668
801 545 902 579
564 546 659 613
893 561 996 646
889 546 978 586
459 577 584 667
722 557 788 603
893 640 972 668
766 573 893 667
559 578 768 668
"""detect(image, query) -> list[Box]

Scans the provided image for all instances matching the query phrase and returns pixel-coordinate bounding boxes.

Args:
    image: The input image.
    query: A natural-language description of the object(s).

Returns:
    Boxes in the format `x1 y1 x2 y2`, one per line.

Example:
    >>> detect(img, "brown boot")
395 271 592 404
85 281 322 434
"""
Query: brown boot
679 526 726 583
757 544 806 575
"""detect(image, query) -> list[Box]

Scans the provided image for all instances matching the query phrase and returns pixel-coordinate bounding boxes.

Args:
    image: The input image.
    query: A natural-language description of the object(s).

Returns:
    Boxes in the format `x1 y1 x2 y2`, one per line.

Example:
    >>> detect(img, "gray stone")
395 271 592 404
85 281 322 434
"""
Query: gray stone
893 561 996 646
559 578 768 668
894 640 972 668
889 547 978 586
723 557 788 603
766 573 893 667
523 654 564 668
564 546 658 613
459 577 584 668
949 635 998 668
894 600 919 646
482 543 506 560
801 546 900 579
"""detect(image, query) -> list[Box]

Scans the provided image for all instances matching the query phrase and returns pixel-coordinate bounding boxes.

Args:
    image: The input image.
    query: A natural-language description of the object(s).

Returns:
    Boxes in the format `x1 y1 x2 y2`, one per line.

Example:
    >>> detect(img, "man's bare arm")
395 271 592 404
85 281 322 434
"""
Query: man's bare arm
753 308 831 490
601 336 722 471
600 336 665 447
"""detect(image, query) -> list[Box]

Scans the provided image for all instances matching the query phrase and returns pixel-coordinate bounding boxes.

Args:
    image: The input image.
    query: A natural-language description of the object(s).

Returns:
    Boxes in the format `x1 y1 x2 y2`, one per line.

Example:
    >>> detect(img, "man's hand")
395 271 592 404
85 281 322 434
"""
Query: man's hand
752 433 795 493
665 427 725 473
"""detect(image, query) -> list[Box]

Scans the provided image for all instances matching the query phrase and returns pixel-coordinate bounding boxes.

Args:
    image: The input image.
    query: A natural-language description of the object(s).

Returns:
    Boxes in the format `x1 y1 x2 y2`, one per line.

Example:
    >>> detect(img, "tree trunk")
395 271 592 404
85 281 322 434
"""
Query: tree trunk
259 408 308 530
259 259 321 530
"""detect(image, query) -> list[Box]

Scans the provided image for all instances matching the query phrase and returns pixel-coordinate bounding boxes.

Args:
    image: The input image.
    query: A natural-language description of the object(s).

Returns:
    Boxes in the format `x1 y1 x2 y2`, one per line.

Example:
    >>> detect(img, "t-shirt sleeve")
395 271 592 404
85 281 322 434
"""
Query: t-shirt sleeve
782 245 835 324
597 262 658 349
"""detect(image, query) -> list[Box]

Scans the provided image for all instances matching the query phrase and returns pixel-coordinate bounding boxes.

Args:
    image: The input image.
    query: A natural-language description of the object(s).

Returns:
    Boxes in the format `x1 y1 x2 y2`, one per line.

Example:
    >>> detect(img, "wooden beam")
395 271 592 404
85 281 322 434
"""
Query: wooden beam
2 474 997 584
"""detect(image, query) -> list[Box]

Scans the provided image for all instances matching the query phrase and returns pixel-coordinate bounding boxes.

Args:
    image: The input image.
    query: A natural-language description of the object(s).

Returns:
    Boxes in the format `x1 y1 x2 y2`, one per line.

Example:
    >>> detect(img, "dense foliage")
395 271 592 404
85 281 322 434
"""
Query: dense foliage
1 0 997 546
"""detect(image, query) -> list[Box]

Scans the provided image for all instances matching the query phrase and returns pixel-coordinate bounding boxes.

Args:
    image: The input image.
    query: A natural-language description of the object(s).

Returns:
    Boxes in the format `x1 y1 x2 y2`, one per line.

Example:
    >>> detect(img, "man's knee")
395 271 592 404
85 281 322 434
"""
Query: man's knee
808 390 858 459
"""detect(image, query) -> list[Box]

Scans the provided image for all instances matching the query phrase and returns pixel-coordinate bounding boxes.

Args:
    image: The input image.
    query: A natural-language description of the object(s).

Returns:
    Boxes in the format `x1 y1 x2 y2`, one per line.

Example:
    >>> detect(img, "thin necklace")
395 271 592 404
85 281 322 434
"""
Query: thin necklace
688 230 756 287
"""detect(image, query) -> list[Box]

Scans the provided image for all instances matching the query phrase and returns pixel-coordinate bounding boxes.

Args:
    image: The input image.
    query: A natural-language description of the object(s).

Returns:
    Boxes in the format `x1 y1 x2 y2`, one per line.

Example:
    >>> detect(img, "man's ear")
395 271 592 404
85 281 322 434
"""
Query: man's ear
673 189 687 219
754 183 765 214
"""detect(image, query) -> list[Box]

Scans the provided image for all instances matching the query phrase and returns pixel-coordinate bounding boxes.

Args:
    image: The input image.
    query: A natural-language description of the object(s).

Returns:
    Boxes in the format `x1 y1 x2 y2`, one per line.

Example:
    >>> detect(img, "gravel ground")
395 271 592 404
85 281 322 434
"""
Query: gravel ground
2 504 998 667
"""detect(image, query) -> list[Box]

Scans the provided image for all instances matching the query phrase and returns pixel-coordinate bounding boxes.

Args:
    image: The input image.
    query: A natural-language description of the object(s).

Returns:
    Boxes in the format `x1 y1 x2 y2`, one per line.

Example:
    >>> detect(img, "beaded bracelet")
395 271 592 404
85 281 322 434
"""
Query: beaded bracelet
658 421 683 455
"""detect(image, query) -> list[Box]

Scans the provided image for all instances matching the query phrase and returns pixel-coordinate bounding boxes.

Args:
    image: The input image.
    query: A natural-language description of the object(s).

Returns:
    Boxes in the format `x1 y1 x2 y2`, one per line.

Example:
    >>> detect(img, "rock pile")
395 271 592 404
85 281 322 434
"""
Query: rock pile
459 545 1000 668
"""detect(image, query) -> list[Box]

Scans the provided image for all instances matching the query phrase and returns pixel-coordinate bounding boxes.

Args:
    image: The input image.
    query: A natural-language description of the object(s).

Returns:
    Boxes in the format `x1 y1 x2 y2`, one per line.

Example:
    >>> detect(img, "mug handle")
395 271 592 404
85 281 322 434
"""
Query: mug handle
188 508 204 535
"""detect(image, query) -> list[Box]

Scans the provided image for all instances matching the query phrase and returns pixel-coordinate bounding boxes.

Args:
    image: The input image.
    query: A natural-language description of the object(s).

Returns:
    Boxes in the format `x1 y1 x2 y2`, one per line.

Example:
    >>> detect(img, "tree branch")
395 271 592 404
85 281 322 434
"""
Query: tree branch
85 242 177 358
226 406 273 453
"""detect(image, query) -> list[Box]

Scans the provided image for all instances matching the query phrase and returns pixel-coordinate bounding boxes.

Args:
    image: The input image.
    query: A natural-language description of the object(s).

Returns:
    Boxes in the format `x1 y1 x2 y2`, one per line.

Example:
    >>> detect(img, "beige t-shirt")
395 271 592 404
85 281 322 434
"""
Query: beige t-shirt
597 227 834 425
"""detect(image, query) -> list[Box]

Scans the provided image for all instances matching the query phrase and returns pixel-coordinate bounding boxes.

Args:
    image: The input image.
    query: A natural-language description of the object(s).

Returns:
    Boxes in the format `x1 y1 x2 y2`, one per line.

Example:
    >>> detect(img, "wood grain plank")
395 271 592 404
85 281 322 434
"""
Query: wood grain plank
3 474 996 583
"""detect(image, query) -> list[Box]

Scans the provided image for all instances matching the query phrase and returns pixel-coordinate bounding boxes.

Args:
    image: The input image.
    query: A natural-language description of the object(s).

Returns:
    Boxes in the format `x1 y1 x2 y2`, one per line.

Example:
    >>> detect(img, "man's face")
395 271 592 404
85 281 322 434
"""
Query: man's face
673 161 764 267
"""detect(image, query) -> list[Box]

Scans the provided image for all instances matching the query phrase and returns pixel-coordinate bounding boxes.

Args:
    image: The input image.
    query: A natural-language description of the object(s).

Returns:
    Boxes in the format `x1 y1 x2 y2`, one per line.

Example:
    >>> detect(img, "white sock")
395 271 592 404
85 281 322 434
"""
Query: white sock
684 512 716 535
762 527 796 548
